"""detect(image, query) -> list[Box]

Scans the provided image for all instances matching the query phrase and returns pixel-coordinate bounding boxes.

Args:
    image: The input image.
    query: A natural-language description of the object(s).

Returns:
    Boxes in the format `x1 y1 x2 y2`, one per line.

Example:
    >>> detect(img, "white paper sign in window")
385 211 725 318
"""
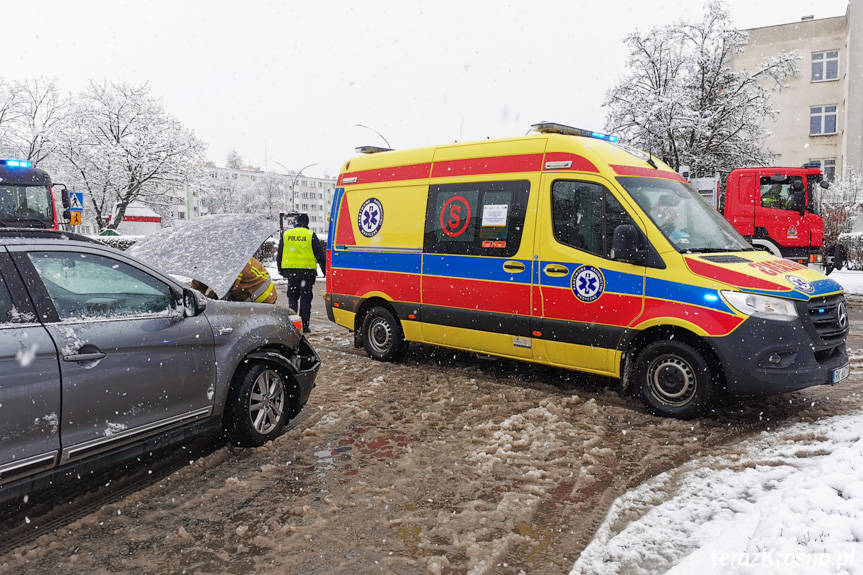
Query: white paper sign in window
482 204 508 227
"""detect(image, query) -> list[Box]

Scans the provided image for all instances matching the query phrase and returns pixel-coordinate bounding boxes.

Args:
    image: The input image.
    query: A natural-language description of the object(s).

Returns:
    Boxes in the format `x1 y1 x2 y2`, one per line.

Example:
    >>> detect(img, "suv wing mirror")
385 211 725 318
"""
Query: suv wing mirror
183 287 207 317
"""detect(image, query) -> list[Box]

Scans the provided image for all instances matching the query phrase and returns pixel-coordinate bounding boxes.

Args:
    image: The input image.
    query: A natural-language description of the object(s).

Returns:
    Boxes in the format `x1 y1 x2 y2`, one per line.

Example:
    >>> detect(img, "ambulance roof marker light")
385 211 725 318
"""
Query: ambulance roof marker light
355 146 394 154
530 123 619 143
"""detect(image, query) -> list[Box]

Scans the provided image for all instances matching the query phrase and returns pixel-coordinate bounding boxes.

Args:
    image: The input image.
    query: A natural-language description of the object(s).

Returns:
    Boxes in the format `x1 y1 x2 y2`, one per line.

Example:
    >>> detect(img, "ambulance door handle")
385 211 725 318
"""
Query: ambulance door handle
503 261 525 273
544 264 569 277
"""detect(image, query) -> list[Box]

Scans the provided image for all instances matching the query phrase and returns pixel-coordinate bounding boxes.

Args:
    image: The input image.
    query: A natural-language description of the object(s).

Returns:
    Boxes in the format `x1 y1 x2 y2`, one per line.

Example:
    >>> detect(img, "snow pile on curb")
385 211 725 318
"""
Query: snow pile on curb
571 410 863 575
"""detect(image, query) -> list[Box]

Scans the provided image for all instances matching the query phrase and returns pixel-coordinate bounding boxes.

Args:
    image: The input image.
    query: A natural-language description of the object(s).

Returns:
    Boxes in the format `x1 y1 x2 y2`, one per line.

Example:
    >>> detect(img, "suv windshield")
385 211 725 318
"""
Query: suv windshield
0 184 53 227
617 176 752 253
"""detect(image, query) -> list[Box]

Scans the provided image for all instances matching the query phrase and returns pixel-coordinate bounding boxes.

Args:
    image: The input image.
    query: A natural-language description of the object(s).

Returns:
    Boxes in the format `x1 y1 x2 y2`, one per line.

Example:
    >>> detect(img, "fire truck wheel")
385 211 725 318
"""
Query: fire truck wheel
361 307 409 362
634 340 716 420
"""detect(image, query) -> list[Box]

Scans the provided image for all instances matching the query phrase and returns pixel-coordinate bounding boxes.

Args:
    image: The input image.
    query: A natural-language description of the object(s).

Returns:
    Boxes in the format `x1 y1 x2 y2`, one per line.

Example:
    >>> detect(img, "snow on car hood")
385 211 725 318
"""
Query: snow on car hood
128 214 279 299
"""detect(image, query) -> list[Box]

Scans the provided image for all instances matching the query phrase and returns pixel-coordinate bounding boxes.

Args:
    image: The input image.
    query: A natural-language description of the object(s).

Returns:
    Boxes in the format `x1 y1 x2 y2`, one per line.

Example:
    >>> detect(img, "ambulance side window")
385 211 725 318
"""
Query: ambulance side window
424 180 530 257
552 180 635 259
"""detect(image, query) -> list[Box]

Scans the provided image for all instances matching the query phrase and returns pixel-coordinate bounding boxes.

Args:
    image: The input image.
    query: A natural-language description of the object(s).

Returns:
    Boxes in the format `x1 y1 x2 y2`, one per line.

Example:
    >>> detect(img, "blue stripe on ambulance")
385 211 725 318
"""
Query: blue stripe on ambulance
422 255 533 284
331 250 422 274
538 261 643 296
645 277 735 314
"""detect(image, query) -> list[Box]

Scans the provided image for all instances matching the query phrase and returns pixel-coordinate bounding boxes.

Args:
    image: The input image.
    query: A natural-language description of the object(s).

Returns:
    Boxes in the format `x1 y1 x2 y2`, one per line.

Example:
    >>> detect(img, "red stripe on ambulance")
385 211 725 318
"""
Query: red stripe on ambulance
638 298 744 335
543 152 600 173
611 164 688 182
431 154 543 178
330 269 421 303
540 288 643 326
334 194 356 245
338 163 431 186
685 258 788 292
422 276 530 316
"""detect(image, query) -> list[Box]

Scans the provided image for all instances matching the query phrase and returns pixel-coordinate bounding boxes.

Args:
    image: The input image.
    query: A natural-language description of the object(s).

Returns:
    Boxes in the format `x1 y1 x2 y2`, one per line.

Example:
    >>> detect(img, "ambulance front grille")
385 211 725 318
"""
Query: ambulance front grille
806 294 848 343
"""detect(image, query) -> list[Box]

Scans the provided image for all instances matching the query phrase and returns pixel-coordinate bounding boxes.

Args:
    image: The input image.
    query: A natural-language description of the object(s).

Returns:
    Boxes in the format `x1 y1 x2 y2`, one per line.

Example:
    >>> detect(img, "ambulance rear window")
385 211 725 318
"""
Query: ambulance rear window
424 180 530 257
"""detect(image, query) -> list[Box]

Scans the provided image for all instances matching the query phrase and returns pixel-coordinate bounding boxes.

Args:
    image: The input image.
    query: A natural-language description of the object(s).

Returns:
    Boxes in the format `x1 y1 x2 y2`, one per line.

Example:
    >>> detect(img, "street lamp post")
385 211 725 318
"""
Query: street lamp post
274 162 318 210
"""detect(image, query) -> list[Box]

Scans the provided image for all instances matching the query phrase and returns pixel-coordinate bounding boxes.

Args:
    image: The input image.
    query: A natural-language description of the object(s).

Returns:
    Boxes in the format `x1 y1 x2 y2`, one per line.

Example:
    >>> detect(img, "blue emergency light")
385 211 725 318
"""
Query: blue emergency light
2 159 32 168
531 123 619 143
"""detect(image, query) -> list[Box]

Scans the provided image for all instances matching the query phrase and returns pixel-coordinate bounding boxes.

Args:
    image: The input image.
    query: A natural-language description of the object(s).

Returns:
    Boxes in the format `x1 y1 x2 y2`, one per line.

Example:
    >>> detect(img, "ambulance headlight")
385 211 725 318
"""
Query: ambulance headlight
721 291 798 322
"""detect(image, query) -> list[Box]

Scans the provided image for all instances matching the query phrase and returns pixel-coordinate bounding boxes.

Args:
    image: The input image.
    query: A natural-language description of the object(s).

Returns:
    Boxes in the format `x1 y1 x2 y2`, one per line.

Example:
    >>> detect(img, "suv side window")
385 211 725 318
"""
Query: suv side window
424 180 530 258
27 252 175 321
552 180 635 258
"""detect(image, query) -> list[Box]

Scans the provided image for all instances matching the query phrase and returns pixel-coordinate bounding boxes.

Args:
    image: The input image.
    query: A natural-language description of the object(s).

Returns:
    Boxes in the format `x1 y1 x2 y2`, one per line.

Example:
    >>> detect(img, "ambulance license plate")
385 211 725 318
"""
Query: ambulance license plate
832 363 850 385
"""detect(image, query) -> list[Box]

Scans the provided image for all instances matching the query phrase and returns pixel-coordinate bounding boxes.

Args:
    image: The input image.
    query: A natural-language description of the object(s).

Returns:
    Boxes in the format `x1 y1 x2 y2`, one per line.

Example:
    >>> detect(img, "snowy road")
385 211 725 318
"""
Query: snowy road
1 281 862 575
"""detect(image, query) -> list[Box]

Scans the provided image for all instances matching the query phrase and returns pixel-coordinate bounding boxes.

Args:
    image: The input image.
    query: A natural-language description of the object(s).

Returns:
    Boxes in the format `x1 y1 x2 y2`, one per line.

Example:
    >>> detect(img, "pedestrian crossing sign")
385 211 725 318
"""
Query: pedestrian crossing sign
69 211 82 225
69 192 83 211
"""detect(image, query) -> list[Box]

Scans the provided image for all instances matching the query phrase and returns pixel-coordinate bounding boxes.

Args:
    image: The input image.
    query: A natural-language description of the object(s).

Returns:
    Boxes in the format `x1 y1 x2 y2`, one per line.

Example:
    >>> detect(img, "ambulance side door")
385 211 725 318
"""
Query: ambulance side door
420 180 534 358
533 175 646 376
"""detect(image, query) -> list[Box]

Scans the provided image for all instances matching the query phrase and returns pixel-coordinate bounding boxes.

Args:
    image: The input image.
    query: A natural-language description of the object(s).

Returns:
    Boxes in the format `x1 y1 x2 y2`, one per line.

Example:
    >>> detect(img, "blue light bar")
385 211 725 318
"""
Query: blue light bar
3 159 31 168
531 123 619 143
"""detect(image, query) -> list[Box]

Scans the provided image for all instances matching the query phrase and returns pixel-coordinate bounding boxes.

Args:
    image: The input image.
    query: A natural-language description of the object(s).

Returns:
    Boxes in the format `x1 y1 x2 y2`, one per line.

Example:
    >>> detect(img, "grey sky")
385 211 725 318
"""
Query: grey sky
8 0 850 178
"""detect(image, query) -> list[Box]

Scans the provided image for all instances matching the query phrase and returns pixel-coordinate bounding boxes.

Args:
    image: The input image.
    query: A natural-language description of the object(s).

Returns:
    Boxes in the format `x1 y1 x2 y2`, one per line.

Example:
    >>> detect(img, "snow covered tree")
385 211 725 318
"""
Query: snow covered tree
225 149 244 169
54 81 206 230
604 0 800 176
11 77 69 166
821 169 863 246
0 78 22 157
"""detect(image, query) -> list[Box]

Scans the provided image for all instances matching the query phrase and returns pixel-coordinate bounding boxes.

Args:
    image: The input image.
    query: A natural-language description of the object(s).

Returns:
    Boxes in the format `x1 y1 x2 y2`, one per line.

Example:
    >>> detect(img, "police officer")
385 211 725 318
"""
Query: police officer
277 213 326 333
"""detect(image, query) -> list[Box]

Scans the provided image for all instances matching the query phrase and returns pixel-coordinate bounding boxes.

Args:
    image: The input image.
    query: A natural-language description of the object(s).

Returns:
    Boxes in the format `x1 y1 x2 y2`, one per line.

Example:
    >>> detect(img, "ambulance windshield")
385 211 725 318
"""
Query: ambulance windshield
617 177 753 253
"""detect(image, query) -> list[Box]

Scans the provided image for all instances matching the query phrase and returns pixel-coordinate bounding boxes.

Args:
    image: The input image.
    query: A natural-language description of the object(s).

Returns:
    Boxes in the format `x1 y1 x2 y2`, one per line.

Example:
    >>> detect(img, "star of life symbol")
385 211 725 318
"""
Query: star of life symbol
358 198 383 237
786 274 815 294
571 265 605 303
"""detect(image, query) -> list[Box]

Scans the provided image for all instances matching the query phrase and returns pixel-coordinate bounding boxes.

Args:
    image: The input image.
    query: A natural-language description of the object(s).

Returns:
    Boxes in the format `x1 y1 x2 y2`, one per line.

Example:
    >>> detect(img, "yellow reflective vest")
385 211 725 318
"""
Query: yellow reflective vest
281 227 317 269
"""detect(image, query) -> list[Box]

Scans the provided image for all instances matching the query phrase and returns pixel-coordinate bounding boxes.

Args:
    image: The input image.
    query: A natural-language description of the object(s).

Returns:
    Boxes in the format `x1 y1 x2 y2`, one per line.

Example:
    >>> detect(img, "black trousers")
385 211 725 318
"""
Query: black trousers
284 270 316 329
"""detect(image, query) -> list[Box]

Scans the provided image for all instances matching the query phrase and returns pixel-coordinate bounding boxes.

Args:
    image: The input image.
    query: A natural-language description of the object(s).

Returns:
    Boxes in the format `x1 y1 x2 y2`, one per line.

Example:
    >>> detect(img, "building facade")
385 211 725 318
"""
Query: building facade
731 0 861 180
184 164 336 236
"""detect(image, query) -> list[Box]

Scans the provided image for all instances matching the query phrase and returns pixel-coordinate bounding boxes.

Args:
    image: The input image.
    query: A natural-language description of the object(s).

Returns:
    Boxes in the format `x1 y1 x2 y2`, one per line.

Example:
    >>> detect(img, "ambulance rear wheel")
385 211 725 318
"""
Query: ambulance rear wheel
362 307 409 362
634 340 715 420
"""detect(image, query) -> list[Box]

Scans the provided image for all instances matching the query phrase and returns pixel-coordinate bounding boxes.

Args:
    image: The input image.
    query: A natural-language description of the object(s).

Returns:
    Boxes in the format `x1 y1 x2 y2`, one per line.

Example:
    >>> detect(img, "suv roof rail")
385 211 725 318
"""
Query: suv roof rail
0 228 99 243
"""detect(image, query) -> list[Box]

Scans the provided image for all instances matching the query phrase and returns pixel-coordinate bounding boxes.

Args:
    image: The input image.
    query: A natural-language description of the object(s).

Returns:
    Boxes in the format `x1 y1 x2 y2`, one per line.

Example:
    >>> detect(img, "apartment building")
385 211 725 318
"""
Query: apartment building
191 164 337 236
731 0 861 179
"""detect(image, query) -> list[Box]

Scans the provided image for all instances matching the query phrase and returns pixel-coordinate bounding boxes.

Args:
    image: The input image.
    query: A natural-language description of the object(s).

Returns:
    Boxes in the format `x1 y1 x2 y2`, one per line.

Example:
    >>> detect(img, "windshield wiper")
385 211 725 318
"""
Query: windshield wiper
683 247 753 254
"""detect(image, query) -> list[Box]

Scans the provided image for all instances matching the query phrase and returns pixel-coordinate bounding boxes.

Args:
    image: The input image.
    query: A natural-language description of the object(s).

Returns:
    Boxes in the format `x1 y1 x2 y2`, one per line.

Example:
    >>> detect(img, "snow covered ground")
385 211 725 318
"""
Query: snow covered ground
572 269 863 575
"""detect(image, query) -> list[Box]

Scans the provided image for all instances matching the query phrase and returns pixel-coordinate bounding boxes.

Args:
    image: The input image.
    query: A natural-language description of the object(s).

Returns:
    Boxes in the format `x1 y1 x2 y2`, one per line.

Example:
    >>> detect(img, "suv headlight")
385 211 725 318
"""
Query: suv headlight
721 291 798 322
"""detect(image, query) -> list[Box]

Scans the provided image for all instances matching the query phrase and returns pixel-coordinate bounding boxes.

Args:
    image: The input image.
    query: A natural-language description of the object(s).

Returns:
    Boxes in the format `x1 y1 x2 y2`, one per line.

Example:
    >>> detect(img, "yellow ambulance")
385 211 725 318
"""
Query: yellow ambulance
324 123 849 419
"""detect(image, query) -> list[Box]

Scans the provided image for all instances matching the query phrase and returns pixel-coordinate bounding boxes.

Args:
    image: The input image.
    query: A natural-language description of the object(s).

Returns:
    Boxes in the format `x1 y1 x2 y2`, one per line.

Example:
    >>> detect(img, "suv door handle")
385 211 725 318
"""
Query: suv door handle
64 351 107 362
503 261 526 273
544 264 570 277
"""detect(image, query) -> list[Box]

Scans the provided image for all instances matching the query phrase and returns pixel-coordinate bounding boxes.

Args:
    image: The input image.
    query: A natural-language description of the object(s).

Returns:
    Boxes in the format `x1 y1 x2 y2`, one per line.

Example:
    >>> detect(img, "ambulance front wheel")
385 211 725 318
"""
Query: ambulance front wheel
361 307 409 362
634 340 716 419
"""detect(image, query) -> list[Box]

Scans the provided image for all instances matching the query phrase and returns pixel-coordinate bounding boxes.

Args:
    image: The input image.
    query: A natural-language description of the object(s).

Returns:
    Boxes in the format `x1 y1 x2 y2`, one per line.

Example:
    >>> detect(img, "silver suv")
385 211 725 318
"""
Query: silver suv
0 227 320 504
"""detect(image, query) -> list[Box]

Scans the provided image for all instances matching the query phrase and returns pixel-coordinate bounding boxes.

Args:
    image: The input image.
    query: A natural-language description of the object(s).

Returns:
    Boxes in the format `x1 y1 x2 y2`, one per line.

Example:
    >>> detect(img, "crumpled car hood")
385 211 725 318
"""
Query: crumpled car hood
128 214 278 299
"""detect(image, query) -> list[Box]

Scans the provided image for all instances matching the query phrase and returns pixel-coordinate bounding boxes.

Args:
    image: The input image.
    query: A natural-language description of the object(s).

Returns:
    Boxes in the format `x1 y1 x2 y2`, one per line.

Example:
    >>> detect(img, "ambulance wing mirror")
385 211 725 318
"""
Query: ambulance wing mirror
612 224 646 264
820 180 830 190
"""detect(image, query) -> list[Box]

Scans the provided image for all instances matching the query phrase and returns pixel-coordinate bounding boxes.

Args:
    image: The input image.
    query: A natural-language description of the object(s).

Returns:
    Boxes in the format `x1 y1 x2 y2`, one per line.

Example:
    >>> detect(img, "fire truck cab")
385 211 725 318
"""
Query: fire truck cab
720 166 843 274
0 159 66 229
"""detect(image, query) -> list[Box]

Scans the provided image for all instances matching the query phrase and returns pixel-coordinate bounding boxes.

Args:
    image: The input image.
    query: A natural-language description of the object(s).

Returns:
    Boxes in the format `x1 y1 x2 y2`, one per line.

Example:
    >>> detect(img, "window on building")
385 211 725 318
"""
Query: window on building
178 211 186 220
810 106 838 135
812 51 839 82
811 158 837 181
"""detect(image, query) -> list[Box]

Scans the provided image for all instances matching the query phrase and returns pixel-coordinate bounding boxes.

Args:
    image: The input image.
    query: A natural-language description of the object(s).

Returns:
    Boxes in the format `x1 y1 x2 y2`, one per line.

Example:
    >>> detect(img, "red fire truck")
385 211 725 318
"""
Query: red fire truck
712 164 845 274
0 159 69 229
